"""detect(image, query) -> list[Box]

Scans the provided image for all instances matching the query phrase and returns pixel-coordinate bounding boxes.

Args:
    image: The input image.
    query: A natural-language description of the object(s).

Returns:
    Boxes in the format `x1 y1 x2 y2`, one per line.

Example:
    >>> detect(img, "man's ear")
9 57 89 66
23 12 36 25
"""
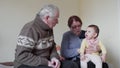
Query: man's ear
43 15 49 23
42 15 49 24
46 15 49 20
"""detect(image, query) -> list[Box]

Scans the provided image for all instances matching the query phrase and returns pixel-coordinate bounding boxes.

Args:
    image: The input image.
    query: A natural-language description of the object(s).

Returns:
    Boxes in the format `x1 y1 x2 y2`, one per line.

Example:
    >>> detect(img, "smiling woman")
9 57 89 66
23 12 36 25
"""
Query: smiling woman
61 15 85 68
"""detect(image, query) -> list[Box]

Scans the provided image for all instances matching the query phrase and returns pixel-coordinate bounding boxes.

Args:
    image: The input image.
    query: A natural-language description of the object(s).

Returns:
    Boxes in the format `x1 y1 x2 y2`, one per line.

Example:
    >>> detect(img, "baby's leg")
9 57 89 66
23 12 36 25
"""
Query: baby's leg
81 60 87 68
89 55 102 68
80 55 90 68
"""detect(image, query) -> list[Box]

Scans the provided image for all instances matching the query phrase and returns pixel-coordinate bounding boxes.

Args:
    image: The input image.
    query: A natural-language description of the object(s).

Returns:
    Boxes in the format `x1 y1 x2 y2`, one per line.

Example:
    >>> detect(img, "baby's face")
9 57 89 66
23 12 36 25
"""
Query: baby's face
85 27 97 40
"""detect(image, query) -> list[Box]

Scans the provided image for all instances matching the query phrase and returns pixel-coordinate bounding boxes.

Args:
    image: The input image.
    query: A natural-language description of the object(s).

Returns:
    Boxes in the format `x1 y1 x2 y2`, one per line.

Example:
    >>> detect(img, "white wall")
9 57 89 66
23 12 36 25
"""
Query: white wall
0 0 80 62
79 0 120 68
0 0 120 68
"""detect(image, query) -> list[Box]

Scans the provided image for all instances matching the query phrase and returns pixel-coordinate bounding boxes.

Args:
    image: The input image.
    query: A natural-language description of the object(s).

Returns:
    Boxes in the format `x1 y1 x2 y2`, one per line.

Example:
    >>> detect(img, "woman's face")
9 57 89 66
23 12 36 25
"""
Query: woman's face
70 21 82 36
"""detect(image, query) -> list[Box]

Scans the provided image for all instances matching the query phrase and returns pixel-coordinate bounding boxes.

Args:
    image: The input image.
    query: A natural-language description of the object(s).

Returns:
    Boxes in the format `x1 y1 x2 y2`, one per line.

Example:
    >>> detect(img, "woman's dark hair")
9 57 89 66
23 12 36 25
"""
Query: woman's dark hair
67 15 82 28
88 24 100 38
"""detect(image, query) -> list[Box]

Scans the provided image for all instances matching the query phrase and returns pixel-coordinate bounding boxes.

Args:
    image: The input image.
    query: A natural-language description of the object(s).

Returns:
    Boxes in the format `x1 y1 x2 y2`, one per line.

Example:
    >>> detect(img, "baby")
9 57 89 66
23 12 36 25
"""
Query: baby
79 24 107 68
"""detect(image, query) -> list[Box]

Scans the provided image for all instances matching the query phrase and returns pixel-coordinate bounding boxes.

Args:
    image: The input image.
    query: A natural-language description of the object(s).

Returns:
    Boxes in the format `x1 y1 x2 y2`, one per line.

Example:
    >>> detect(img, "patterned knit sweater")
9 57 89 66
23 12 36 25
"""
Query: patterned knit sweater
14 14 59 68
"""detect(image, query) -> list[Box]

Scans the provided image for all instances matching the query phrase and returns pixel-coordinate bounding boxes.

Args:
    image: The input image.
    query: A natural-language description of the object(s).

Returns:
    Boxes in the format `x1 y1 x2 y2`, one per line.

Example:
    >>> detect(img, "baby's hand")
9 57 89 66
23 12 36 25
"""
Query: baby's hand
77 49 80 53
80 55 86 61
101 54 106 62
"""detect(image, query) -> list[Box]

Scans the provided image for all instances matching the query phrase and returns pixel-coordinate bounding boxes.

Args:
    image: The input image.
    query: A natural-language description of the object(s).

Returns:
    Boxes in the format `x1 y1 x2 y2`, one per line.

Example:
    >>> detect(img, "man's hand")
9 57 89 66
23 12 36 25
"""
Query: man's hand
48 61 55 68
51 57 61 68
59 56 65 61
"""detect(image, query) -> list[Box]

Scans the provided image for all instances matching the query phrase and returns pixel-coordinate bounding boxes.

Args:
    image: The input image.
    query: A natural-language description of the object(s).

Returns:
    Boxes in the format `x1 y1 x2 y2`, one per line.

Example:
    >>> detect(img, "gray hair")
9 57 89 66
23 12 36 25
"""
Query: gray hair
38 4 59 19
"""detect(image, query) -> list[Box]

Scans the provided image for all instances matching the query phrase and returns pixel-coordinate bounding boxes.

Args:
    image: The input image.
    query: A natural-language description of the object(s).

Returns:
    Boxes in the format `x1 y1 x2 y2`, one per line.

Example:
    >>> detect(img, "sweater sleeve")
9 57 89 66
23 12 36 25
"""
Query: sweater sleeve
50 42 59 59
99 40 107 55
15 45 48 66
15 25 48 66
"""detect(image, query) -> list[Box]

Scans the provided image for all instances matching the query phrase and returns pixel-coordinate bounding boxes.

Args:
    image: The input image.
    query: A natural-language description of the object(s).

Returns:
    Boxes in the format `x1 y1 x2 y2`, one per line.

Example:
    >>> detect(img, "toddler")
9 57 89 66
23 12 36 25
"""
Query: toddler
79 24 107 68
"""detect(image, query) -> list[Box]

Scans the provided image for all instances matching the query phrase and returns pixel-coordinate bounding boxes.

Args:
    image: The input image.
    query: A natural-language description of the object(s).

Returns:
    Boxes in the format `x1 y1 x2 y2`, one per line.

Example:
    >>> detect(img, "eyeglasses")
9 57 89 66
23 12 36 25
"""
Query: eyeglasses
71 25 81 29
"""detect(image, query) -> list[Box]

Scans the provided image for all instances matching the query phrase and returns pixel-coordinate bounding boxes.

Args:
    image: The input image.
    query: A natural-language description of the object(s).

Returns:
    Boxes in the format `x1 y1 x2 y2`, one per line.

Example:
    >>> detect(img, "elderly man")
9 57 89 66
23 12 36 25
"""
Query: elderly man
14 4 78 68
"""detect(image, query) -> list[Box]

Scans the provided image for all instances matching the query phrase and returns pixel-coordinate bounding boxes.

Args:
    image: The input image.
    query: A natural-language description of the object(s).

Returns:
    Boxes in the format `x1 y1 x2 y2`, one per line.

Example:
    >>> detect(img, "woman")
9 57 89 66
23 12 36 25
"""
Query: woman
60 15 108 68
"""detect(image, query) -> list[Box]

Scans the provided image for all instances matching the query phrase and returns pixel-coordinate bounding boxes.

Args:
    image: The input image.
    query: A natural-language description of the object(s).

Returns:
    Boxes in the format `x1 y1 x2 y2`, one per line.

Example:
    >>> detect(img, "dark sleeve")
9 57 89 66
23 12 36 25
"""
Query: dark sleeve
50 42 60 59
79 30 85 39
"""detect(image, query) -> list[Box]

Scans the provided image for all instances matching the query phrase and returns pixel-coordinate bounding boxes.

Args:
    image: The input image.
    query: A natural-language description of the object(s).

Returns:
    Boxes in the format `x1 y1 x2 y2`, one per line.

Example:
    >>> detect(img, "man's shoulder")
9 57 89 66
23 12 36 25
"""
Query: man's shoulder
22 21 34 30
63 31 71 35
20 21 36 36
